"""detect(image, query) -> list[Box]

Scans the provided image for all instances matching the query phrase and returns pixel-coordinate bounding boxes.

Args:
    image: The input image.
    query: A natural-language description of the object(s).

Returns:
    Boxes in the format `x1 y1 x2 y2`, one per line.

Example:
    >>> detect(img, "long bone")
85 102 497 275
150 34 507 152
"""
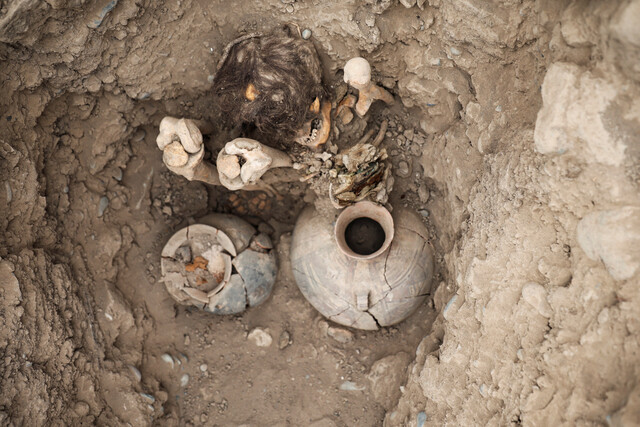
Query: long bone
217 138 293 191
156 117 221 185
343 57 395 117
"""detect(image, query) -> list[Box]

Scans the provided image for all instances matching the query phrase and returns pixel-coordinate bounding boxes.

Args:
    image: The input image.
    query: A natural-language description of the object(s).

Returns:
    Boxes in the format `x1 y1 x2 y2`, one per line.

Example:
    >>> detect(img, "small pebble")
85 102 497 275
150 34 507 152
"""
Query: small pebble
184 334 190 346
450 47 461 55
417 411 427 427
248 328 273 347
173 355 181 366
418 186 430 204
279 330 291 349
161 353 174 368
285 4 294 12
200 364 208 372
327 326 354 344
140 393 155 404
301 29 312 39
180 374 189 387
340 381 365 391
128 365 142 382
74 401 90 417
396 161 411 178
98 196 109 217
316 152 332 161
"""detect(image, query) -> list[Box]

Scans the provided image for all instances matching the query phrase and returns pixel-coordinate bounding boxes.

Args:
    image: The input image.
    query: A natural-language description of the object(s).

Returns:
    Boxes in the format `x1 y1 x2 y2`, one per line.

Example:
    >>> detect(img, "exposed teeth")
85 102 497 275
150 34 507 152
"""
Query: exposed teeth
298 122 321 145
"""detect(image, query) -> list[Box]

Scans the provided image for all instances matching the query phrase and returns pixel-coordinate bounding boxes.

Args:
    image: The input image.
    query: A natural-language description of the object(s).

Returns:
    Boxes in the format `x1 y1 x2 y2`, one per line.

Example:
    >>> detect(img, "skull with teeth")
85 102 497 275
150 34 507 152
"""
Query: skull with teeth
213 26 330 150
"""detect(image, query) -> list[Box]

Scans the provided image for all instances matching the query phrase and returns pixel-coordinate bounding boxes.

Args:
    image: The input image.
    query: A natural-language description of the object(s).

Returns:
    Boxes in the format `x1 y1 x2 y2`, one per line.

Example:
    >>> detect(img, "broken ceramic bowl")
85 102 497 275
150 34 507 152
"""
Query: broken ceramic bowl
161 214 277 314
290 201 433 330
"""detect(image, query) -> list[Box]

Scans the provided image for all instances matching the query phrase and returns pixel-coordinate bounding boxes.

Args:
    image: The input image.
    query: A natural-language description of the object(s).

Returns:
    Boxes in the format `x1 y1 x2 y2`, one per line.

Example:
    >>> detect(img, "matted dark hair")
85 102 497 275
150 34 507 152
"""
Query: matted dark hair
212 26 326 146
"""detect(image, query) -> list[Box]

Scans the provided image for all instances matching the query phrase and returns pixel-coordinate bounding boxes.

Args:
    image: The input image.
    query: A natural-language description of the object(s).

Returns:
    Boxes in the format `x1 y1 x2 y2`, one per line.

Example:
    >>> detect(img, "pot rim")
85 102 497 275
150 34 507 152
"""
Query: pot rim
334 201 394 260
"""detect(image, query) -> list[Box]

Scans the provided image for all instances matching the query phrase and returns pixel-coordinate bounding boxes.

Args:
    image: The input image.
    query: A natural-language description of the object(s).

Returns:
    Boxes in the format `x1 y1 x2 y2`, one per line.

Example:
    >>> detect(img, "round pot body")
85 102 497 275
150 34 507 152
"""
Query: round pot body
290 203 434 330
161 213 277 314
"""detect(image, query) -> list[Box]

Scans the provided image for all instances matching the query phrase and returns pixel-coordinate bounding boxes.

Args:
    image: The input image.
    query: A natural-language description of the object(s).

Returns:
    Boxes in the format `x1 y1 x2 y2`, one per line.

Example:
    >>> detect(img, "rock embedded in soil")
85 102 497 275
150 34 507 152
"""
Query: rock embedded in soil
521 283 552 318
73 401 90 417
181 374 190 387
248 328 273 347
278 330 291 349
327 326 354 344
367 352 411 410
576 206 640 280
396 160 411 178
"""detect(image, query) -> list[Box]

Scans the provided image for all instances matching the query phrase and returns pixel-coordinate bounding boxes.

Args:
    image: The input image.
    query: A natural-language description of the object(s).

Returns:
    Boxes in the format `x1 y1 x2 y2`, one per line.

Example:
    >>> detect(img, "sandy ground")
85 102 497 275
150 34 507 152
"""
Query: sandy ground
1 0 639 426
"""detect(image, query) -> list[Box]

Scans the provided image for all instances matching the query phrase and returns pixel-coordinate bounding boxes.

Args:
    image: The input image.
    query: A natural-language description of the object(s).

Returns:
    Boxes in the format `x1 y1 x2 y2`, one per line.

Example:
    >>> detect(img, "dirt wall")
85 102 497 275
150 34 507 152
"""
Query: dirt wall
0 0 638 425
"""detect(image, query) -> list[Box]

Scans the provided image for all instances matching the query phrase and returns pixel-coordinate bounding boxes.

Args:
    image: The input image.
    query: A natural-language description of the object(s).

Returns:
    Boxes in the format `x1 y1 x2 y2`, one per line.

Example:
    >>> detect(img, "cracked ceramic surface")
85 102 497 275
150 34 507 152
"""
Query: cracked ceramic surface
290 203 434 330
161 214 277 314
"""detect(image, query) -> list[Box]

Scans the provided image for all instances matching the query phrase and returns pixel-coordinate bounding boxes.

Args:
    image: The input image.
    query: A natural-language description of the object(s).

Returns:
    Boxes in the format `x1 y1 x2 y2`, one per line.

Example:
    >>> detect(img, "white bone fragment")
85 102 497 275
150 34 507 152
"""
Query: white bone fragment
217 138 293 191
343 57 394 117
156 116 221 185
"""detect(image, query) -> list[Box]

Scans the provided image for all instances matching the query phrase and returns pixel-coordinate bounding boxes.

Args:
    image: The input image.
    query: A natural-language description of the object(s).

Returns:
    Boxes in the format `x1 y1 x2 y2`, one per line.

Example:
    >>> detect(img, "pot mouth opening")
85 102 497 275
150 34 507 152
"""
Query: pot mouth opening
344 217 386 256
334 201 394 260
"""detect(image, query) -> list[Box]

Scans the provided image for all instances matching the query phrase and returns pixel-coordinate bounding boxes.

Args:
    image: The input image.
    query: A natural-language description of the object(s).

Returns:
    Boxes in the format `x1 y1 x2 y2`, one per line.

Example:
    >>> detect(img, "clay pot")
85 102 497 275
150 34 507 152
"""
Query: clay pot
161 213 277 314
290 201 434 330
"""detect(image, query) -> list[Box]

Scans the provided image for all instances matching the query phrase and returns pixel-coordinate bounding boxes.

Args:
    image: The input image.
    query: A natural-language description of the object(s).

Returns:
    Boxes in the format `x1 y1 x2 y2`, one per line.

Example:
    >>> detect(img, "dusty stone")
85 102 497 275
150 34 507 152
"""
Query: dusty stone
576 206 640 280
534 63 632 166
396 161 411 178
278 330 291 349
367 352 412 410
73 401 90 417
248 328 273 347
327 326 354 344
521 283 552 318
417 186 430 204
